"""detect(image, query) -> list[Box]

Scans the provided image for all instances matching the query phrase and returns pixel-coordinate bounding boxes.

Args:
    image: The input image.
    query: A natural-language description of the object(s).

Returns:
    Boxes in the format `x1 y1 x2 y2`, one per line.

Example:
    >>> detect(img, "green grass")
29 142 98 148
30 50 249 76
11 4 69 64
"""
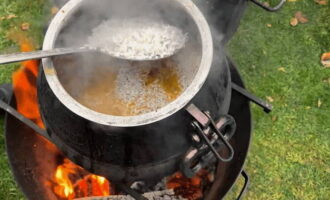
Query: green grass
225 0 330 199
0 0 329 199
0 0 48 199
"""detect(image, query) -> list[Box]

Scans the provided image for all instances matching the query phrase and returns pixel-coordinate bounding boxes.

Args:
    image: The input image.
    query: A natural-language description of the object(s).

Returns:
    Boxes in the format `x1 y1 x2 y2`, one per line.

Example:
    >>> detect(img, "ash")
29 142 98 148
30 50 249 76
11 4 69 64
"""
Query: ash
87 18 187 60
75 189 186 200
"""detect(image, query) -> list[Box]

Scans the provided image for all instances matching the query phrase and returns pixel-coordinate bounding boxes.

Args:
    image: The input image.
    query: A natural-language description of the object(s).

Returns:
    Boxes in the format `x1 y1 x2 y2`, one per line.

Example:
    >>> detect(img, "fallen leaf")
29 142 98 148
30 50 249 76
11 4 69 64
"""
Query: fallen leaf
323 78 330 83
272 116 278 122
51 6 59 15
263 2 270 7
290 17 298 26
266 96 274 102
6 14 17 19
295 11 308 23
317 99 322 108
278 67 286 72
315 0 328 5
288 0 297 2
266 24 272 28
321 52 330 68
21 22 30 31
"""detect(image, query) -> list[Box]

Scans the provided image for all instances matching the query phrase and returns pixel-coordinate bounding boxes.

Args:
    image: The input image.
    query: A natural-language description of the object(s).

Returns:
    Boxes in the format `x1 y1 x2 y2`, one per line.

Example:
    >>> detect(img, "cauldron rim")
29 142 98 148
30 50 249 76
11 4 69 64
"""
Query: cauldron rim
42 0 213 127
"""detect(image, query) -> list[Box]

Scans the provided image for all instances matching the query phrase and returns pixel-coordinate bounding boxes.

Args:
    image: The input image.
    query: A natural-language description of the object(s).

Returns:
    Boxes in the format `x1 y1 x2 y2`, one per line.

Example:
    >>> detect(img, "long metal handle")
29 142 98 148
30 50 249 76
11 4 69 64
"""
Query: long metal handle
232 83 273 113
236 170 250 200
0 47 90 65
250 0 286 12
0 99 49 140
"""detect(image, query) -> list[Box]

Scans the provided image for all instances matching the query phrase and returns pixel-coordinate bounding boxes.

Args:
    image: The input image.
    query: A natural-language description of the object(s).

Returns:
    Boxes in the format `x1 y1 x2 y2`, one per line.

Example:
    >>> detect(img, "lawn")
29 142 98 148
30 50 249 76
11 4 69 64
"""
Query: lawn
0 0 329 200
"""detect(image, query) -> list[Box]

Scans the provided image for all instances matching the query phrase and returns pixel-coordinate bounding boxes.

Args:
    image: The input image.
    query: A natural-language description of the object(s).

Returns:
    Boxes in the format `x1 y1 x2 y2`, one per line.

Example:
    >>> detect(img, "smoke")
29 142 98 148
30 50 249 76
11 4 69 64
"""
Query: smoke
53 0 203 109
48 0 233 183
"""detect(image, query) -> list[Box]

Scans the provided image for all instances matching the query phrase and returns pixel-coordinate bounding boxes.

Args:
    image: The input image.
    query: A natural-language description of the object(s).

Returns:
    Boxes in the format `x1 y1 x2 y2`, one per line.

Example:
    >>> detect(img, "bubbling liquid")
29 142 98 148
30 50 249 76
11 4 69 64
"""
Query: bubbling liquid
76 59 185 116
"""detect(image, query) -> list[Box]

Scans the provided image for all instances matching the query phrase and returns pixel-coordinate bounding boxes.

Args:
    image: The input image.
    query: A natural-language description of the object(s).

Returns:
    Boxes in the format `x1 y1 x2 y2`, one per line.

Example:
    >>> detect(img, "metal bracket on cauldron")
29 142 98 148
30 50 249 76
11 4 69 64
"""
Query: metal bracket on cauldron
250 0 286 12
181 104 236 178
232 83 273 113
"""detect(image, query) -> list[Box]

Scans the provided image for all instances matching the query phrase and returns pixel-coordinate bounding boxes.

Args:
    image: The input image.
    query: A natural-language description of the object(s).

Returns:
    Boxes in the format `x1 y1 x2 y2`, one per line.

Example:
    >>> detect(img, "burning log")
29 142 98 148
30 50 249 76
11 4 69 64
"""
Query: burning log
74 189 186 200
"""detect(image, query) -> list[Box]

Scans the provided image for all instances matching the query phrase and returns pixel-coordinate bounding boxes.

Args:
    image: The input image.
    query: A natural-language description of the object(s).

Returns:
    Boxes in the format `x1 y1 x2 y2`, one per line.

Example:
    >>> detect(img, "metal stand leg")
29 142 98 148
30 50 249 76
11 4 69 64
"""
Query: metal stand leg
232 83 273 113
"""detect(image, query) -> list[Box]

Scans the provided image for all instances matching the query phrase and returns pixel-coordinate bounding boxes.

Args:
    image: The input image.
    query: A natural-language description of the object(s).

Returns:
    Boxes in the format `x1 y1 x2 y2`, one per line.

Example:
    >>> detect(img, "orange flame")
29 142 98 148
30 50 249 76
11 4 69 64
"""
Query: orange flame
11 31 44 128
53 159 76 199
53 158 110 199
10 31 111 199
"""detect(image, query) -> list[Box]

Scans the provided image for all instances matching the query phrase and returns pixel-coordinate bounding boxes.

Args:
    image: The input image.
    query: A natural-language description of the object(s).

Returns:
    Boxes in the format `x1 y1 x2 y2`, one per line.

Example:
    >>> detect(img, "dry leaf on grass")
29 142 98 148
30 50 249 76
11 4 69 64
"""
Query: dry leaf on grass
266 96 274 103
263 2 270 7
7 14 17 19
266 24 272 28
317 99 322 108
295 11 309 23
315 0 328 5
51 7 59 15
21 23 30 31
1 14 17 20
278 67 286 72
271 116 278 122
290 17 298 26
321 53 330 68
323 78 330 83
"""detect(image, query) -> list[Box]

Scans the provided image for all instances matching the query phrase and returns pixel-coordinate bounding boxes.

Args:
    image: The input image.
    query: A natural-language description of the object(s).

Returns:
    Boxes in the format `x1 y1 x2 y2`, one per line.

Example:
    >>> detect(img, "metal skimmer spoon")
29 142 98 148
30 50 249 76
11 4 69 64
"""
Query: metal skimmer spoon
0 46 183 65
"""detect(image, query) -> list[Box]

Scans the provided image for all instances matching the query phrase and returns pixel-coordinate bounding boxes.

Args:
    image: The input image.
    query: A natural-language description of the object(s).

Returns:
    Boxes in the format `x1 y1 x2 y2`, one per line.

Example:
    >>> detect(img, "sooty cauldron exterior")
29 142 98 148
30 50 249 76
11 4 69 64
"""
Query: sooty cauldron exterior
36 0 237 183
37 50 232 183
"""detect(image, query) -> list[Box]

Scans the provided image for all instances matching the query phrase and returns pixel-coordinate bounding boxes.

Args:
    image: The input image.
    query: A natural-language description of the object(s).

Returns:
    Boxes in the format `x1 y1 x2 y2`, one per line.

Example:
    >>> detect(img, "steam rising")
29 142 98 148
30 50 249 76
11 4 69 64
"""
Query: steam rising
54 0 203 115
87 18 188 60
49 0 231 184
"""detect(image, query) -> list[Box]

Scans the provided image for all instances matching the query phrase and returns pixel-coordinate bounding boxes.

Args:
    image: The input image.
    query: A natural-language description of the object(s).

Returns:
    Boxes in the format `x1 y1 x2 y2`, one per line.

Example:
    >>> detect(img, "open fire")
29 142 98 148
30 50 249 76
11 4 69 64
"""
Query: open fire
11 33 112 200
10 33 212 200
51 158 110 199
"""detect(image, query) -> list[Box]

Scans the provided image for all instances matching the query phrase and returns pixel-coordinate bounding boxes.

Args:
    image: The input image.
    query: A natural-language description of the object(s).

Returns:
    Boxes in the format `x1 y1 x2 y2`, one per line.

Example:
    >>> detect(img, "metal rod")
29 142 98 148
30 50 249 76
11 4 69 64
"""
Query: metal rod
0 100 49 140
232 83 273 113
0 48 90 65
250 0 286 12
116 183 148 200
236 170 250 200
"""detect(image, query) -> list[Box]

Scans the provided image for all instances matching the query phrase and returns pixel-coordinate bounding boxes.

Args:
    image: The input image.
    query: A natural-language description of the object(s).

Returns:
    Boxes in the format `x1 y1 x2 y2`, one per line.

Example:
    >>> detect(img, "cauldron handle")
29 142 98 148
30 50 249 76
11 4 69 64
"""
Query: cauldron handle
181 104 236 177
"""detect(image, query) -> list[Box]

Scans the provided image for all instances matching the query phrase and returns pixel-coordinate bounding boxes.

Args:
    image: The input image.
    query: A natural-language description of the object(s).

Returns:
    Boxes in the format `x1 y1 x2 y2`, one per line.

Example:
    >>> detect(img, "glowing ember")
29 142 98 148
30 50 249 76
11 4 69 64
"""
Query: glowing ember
52 158 110 199
167 170 213 200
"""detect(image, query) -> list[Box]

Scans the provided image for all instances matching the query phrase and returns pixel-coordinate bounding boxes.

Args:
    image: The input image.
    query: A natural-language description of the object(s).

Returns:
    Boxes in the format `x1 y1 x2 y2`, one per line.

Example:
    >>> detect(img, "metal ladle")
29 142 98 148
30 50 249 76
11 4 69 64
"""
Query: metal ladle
0 46 182 65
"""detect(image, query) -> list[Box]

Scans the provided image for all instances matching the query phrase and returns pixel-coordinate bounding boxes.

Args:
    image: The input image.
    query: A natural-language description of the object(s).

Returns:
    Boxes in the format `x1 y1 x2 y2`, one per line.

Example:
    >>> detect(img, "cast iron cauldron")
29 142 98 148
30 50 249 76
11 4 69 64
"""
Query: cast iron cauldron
37 0 235 183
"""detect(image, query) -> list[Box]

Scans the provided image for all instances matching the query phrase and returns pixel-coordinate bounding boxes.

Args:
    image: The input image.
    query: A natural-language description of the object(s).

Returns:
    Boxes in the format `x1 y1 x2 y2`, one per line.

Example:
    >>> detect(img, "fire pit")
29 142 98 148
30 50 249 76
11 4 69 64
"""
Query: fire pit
0 0 284 199
3 60 252 200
